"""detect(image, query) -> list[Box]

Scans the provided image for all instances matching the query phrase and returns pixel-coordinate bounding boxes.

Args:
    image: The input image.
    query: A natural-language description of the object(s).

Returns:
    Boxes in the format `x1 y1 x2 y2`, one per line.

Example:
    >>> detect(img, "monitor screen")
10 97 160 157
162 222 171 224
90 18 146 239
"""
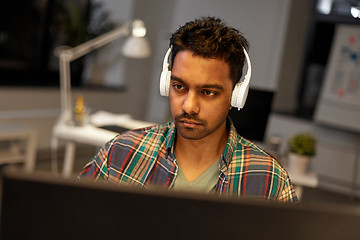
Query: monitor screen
228 88 274 142
1 167 360 240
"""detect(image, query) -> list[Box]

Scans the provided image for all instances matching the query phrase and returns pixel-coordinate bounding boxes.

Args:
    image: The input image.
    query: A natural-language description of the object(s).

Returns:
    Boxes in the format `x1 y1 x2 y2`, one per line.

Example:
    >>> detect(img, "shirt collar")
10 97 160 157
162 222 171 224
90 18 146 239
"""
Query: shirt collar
164 119 239 165
221 117 239 167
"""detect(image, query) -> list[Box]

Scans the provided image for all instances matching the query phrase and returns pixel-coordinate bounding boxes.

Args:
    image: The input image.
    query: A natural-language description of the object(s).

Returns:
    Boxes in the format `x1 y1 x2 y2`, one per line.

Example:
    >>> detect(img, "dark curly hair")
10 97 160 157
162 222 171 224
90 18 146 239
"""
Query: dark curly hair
170 16 249 86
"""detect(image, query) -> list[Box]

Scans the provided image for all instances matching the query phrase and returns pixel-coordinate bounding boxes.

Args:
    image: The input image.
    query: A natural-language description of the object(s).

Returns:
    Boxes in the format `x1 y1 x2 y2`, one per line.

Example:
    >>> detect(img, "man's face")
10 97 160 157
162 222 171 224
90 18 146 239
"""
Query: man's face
169 50 233 140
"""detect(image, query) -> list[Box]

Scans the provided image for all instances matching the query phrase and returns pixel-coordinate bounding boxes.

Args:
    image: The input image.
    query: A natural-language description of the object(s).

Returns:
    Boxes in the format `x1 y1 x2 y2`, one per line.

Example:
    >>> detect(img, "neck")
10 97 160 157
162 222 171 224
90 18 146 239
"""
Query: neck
174 122 228 181
176 128 228 160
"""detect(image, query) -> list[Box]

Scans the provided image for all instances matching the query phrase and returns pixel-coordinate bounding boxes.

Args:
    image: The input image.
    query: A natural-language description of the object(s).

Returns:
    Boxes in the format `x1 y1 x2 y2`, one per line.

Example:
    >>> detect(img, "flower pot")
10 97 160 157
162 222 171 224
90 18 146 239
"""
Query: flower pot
287 152 311 174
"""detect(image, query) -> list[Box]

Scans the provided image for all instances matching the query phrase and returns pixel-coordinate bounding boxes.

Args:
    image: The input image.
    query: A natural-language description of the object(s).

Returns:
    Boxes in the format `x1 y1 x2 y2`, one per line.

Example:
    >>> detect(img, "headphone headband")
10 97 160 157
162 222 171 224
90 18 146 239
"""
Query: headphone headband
241 47 252 87
162 47 172 71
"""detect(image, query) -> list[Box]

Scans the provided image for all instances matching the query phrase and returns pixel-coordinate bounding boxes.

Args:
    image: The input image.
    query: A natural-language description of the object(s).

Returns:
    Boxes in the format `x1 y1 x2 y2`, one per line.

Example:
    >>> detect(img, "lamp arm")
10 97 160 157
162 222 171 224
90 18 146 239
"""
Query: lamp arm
59 57 72 123
59 21 131 61
56 21 132 124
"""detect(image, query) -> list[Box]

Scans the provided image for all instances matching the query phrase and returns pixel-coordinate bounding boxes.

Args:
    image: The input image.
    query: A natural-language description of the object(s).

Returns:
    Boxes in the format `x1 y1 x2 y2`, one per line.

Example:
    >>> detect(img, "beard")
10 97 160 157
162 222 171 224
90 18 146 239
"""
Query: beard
174 112 226 140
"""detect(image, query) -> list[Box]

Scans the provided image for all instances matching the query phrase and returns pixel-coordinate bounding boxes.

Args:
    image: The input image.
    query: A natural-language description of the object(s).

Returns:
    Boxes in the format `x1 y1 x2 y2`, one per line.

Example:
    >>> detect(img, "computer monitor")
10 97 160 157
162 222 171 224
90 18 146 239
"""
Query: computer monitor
1 167 360 240
228 88 274 142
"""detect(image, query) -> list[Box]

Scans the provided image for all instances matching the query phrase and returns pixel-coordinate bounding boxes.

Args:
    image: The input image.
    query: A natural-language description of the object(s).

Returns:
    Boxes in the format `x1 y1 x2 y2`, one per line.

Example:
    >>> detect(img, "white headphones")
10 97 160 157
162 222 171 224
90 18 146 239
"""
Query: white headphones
159 46 252 110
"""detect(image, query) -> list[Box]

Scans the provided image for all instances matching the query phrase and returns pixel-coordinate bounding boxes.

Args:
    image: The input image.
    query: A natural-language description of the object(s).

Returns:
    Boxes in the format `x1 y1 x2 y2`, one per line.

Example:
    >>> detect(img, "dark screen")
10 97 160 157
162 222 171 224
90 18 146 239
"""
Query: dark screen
1 169 360 240
228 88 274 142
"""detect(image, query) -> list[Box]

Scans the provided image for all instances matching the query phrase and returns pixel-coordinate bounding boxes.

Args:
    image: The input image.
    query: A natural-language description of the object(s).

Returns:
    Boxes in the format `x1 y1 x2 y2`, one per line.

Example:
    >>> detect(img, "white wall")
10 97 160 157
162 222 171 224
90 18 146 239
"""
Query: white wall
272 0 312 113
171 0 290 91
83 0 135 88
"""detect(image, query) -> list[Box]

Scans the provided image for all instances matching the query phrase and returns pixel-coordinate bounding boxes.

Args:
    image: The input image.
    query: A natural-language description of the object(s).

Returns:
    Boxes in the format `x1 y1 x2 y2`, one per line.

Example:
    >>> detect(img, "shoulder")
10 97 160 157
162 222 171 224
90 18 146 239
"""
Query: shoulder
109 122 173 148
233 136 285 174
79 123 174 182
105 122 176 155
230 135 297 201
226 120 279 166
237 136 274 159
227 126 285 175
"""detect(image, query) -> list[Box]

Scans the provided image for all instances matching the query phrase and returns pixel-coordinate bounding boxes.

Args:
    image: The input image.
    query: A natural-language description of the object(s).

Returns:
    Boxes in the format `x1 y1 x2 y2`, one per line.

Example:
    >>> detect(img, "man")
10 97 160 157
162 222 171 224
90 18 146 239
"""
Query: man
79 17 297 202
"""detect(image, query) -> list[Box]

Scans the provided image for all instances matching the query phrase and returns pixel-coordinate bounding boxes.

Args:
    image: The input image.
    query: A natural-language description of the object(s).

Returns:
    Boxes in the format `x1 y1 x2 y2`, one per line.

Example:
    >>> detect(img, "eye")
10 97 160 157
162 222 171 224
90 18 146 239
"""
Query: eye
202 90 216 96
173 83 185 91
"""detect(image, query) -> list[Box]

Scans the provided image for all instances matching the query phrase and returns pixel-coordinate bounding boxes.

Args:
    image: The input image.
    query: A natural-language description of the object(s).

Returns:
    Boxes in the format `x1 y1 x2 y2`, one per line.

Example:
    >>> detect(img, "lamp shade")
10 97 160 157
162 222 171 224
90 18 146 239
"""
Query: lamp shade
121 36 151 58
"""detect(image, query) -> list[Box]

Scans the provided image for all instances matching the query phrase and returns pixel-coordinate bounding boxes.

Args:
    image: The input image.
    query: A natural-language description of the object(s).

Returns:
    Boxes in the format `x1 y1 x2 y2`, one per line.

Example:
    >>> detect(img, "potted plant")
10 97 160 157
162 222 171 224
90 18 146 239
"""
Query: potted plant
287 133 316 174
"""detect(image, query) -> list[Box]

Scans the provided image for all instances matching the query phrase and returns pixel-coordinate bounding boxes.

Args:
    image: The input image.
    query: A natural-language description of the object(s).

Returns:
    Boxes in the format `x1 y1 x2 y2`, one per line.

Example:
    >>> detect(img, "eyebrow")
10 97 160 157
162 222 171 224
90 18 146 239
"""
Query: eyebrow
170 75 225 91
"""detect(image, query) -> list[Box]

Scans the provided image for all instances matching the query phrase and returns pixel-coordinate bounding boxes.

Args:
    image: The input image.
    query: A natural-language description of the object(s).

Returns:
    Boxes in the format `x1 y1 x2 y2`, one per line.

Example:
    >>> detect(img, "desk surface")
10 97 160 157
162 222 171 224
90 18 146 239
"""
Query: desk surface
53 111 155 147
53 123 118 146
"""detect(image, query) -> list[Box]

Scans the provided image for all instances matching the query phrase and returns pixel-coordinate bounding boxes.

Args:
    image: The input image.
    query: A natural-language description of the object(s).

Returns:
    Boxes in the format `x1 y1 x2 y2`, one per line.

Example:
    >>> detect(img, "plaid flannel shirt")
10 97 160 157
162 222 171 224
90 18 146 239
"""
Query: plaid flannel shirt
79 121 298 202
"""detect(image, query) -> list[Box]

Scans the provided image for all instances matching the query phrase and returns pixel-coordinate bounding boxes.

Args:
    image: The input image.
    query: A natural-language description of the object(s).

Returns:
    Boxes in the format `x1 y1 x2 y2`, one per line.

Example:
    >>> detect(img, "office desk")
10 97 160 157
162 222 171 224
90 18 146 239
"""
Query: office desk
52 111 155 177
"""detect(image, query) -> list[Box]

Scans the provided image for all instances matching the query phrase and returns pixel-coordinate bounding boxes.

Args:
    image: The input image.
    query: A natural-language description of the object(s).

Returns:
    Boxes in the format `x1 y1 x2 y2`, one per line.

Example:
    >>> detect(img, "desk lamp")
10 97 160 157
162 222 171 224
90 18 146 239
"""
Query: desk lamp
55 19 151 125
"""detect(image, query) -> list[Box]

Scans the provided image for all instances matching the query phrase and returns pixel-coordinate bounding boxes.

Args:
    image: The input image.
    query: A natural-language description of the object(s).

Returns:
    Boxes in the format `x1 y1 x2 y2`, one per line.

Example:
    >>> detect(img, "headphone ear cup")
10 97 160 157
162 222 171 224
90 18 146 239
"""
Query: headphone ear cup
159 47 172 97
159 69 171 96
231 79 250 110
231 47 252 110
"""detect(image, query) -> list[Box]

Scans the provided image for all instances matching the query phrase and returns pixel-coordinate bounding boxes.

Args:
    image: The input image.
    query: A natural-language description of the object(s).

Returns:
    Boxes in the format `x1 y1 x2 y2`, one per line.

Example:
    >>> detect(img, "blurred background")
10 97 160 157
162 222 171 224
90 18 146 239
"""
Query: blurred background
0 0 360 204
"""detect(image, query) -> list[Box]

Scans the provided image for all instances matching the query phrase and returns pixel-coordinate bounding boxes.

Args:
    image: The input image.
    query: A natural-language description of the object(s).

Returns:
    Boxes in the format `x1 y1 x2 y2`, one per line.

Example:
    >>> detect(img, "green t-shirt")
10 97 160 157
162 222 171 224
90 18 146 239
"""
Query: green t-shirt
172 160 219 193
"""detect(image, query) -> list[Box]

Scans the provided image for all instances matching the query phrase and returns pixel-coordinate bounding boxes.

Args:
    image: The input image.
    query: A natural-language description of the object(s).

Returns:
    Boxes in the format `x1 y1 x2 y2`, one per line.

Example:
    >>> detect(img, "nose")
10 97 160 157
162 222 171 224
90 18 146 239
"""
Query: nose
182 90 200 115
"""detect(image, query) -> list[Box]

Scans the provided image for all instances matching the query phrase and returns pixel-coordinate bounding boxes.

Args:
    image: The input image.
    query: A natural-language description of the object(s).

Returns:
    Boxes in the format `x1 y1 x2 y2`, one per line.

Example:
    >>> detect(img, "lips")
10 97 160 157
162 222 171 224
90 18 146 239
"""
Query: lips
180 120 201 124
179 119 203 128
175 114 204 128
